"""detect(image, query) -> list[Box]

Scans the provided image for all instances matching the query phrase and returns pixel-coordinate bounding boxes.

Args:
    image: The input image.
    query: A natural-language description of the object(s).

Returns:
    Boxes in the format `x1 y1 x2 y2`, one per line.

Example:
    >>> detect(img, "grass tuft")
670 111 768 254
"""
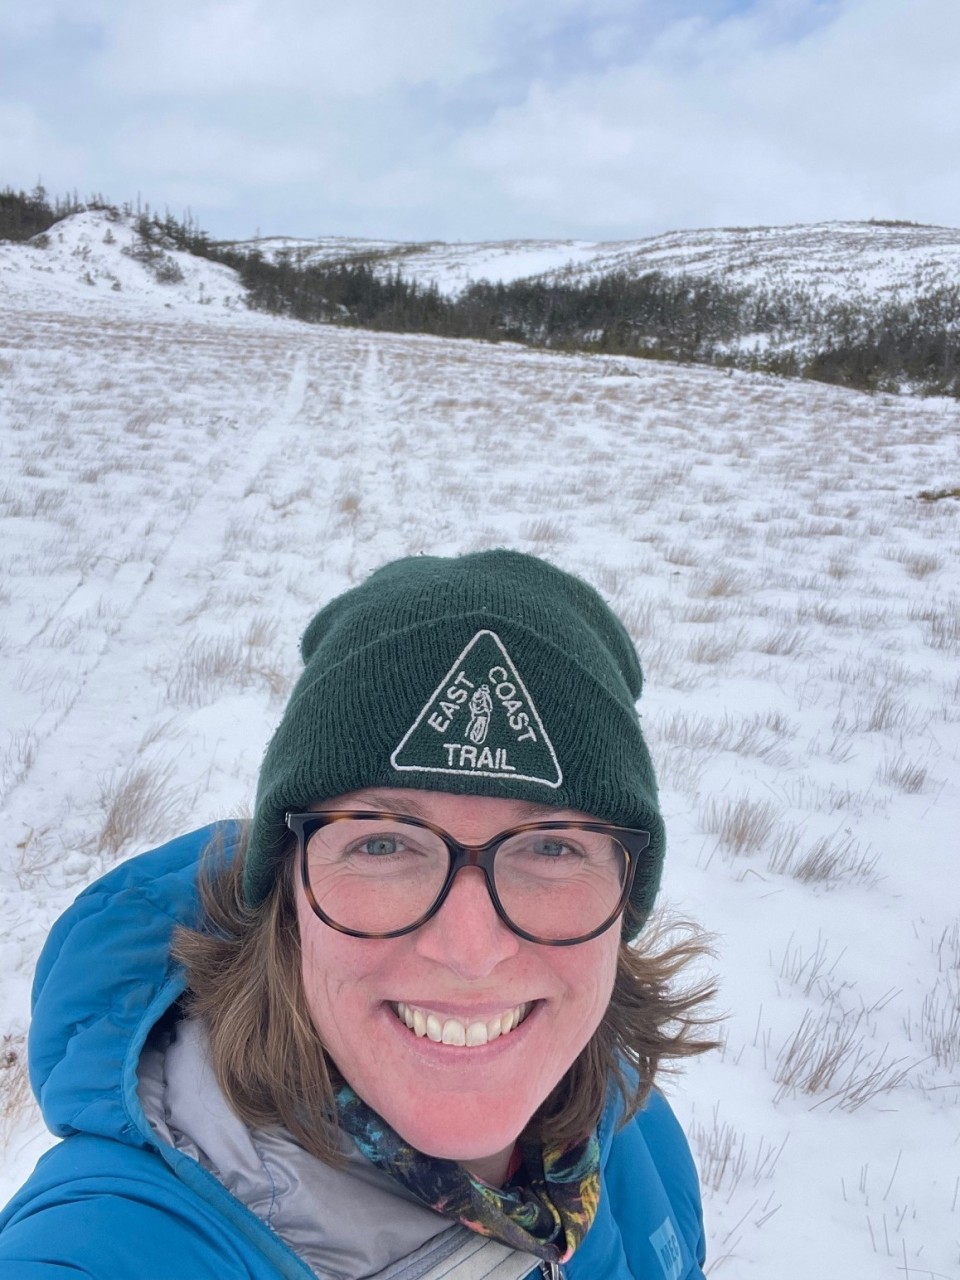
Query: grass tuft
768 830 879 888
165 633 289 706
774 1009 913 1111
699 795 778 857
876 753 928 794
691 569 745 598
95 762 189 858
0 1035 33 1149
687 1105 787 1198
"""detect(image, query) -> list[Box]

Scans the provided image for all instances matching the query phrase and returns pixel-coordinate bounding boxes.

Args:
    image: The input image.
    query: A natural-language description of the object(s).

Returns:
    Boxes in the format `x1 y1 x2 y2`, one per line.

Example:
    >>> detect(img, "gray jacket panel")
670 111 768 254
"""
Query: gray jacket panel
139 1018 536 1280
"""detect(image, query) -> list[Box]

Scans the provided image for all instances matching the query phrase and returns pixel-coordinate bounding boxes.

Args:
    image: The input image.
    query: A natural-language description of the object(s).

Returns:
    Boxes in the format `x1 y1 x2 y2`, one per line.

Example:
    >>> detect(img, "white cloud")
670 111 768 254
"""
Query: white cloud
0 102 88 192
0 1 111 41
111 115 327 185
94 0 503 99
451 0 960 234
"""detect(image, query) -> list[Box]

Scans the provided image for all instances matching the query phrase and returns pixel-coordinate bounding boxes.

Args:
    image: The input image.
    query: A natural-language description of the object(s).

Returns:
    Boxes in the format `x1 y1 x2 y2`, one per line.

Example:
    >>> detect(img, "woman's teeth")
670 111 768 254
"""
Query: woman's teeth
395 1002 530 1047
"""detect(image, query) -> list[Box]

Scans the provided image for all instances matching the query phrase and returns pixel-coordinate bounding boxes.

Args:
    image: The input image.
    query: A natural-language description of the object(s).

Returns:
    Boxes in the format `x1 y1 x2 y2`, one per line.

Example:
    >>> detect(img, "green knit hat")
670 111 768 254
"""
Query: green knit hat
245 550 665 936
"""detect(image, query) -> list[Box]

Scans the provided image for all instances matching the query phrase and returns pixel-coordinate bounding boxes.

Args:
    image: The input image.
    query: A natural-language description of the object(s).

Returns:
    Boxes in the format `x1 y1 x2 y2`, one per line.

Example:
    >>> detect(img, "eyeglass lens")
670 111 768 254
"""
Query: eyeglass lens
302 816 629 942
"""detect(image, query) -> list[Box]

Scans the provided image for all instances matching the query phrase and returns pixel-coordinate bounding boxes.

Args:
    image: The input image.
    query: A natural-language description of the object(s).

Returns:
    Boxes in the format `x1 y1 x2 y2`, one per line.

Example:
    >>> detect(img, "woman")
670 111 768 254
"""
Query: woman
1 550 714 1279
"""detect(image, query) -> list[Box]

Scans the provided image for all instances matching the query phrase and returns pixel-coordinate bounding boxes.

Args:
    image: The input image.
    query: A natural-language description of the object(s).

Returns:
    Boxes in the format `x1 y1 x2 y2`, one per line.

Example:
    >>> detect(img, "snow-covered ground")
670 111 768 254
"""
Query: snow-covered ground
1 272 958 1277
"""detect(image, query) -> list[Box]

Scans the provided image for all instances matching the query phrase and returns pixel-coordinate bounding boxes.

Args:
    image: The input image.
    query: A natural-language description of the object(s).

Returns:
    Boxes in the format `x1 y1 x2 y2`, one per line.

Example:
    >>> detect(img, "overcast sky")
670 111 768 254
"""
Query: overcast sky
1 0 958 242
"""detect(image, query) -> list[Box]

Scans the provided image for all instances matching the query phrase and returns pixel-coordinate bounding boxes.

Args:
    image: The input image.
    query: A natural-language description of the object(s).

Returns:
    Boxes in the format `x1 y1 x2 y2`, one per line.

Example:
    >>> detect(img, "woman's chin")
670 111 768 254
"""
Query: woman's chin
384 1098 529 1166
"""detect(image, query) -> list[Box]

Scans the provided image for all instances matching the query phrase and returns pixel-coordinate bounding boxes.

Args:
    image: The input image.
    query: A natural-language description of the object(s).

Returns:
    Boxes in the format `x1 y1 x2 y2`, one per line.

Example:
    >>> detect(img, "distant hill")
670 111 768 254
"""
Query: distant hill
226 219 960 304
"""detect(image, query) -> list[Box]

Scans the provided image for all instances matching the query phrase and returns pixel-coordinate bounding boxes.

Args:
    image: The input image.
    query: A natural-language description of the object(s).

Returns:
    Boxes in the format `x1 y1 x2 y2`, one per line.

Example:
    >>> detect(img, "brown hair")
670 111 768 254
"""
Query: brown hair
173 827 717 1164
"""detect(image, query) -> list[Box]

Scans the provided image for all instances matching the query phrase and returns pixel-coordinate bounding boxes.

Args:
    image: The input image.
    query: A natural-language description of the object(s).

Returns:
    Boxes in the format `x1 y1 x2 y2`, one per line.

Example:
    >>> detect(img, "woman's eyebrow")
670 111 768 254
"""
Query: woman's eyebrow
347 791 431 816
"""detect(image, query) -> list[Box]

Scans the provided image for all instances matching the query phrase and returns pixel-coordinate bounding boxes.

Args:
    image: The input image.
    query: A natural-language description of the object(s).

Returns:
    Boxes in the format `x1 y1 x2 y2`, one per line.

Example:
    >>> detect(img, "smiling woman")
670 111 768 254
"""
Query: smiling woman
0 550 716 1280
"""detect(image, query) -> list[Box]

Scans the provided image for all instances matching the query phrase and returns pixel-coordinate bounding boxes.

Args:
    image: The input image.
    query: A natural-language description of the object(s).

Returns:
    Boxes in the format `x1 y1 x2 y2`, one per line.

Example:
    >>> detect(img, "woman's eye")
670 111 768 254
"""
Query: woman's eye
360 837 404 857
533 840 572 858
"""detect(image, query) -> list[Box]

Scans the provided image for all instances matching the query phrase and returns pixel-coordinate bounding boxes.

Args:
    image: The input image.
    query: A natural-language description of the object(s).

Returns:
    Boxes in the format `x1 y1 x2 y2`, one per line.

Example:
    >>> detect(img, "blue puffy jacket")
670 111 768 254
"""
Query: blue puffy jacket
0 824 707 1279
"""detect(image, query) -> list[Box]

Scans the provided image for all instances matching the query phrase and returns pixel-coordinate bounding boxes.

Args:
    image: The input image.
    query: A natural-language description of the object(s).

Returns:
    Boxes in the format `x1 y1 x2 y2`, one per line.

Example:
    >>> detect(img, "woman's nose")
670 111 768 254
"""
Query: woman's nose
413 866 520 977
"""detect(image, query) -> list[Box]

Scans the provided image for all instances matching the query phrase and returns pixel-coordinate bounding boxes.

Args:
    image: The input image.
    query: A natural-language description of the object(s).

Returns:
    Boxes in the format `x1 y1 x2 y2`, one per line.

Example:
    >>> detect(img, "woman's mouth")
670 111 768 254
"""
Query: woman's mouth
393 1001 531 1047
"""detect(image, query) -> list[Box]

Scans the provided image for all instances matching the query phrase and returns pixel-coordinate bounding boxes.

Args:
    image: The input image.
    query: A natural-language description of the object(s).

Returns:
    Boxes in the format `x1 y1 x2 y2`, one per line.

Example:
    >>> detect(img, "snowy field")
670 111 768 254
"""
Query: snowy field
1 292 958 1278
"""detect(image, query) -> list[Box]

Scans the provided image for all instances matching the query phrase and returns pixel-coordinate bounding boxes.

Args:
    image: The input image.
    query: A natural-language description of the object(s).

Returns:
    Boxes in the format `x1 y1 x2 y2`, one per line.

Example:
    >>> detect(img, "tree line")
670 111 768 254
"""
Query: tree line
0 184 84 241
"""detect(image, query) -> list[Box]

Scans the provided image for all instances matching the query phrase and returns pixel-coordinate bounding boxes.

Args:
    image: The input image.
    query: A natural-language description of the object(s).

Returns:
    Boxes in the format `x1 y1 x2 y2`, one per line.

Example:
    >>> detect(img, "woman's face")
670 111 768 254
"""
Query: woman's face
295 787 621 1183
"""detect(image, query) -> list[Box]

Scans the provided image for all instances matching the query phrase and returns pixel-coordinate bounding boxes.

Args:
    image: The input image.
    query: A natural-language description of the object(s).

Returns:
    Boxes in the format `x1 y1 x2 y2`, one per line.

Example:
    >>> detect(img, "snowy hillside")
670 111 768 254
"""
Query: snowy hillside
1 267 959 1278
226 232 625 296
231 219 960 302
0 209 245 315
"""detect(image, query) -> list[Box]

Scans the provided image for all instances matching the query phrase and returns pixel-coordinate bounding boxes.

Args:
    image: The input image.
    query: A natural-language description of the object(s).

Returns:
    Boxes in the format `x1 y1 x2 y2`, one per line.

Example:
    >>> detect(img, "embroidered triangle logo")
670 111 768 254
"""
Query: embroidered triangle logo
391 630 563 788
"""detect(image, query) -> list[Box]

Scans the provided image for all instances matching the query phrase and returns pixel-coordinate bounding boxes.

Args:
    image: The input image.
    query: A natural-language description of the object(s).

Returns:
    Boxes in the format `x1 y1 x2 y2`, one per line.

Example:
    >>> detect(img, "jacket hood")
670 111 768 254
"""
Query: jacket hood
29 821 242 1145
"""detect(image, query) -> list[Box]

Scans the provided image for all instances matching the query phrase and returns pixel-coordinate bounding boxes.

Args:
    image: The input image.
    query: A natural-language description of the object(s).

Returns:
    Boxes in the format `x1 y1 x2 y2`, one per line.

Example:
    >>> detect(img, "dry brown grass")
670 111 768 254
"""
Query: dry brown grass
687 633 743 665
887 548 944 579
917 486 960 502
30 488 69 518
679 602 726 624
335 489 362 524
754 626 810 657
0 1034 33 1149
916 975 960 1072
136 717 182 753
617 598 657 641
774 1009 913 1111
165 633 289 706
662 544 701 568
825 553 854 580
124 410 160 436
904 924 960 1074
919 609 960 653
654 748 706 794
687 1105 787 1200
520 517 568 547
95 762 189 857
699 795 779 857
860 689 912 733
855 604 890 632
876 753 928 794
591 565 624 597
0 728 37 799
833 687 918 736
798 600 850 627
777 933 845 998
652 709 794 763
823 730 856 763
690 568 745 598
797 518 846 537
768 830 879 887
243 614 279 650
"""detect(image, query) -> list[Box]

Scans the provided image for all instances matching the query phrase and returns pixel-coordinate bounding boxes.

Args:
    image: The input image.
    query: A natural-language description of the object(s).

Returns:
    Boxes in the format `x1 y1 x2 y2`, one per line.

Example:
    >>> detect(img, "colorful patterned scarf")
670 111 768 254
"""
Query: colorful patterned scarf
335 1085 600 1264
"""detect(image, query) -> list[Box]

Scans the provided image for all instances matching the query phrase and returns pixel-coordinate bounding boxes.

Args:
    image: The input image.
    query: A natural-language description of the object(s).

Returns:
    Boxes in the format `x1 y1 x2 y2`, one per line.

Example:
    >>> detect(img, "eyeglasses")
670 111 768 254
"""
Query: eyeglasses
285 810 650 946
